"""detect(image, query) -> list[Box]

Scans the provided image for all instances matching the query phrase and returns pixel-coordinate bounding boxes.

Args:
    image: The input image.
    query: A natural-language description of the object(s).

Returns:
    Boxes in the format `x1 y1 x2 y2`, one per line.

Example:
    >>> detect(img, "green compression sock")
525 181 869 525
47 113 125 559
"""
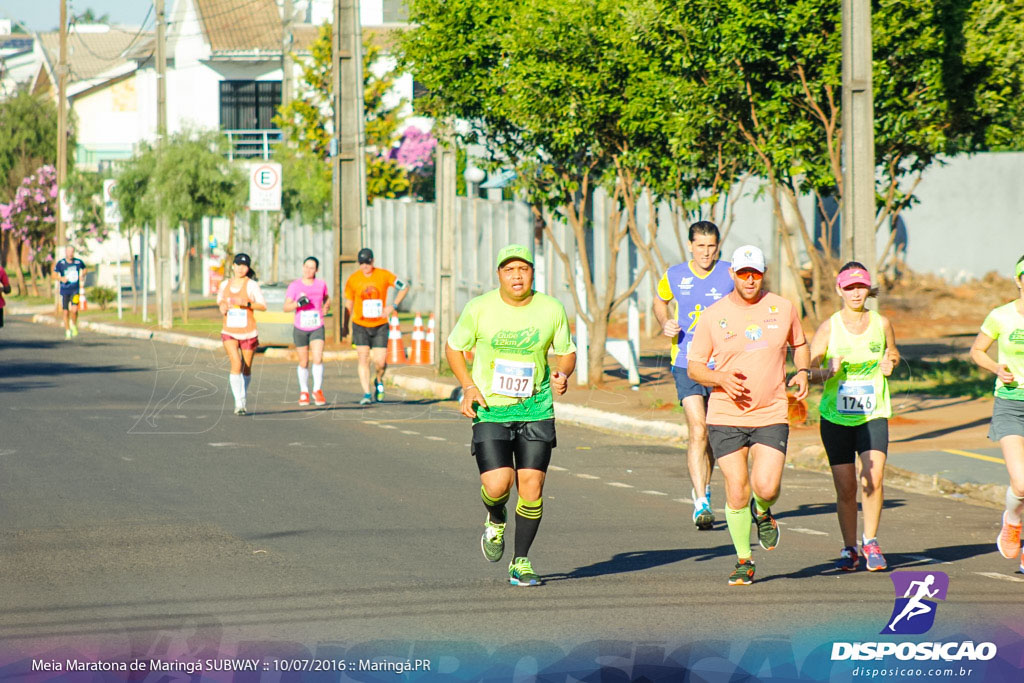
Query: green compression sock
726 504 752 558
753 492 778 514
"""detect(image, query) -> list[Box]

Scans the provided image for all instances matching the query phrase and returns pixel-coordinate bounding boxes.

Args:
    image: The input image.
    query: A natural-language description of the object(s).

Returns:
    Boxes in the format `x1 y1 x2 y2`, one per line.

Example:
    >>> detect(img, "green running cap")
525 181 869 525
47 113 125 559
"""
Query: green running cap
496 244 534 269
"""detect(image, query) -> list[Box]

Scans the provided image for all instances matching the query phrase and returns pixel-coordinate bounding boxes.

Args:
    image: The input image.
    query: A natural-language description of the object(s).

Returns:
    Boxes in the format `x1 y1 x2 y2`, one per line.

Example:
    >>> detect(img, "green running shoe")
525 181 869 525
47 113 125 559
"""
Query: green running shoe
750 498 780 550
508 556 541 586
728 558 755 586
480 517 506 562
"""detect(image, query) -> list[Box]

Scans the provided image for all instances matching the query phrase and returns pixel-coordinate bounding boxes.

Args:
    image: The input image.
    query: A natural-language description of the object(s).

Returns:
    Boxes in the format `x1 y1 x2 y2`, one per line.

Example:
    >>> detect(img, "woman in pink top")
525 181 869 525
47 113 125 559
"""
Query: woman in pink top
285 256 331 406
0 265 10 330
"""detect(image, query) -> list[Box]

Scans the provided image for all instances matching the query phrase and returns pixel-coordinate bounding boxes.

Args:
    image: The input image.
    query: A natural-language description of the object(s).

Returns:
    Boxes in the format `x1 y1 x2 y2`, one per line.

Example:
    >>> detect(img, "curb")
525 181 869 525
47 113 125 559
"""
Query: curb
263 347 359 361
31 313 223 350
788 444 1003 510
7 305 54 315
386 372 689 441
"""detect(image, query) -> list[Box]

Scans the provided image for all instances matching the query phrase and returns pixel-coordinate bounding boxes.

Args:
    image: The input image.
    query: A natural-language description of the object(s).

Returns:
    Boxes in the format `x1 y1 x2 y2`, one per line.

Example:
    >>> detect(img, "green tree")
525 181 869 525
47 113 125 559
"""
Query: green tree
657 0 1024 317
275 23 410 212
114 131 245 323
0 88 67 278
111 142 158 311
402 0 673 385
155 130 246 322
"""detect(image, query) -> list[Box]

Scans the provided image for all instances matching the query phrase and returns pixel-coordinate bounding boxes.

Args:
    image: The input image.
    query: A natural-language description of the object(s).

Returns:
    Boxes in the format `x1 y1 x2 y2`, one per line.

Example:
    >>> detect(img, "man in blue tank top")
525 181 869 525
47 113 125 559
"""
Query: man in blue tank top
653 221 734 530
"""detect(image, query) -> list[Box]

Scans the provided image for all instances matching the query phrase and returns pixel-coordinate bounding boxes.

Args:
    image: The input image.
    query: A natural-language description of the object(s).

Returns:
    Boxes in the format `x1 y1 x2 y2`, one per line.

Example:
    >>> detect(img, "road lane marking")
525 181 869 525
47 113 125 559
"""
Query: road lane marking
607 482 633 488
789 527 829 536
942 448 1005 464
378 425 397 429
641 490 667 496
362 420 378 425
400 430 420 435
548 465 568 472
975 571 1024 583
904 554 950 565
425 436 445 441
576 474 599 480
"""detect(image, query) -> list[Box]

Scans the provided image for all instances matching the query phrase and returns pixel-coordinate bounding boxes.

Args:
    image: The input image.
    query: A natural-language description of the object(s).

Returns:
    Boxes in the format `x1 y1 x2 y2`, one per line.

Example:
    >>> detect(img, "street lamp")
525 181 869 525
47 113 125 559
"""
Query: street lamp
464 165 485 197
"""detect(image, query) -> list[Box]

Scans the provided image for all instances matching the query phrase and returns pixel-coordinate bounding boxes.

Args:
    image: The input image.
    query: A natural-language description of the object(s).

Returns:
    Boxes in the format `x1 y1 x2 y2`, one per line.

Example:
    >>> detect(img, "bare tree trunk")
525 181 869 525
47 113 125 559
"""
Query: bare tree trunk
180 222 192 324
29 258 41 298
128 228 138 312
225 214 236 265
9 239 27 297
271 213 285 283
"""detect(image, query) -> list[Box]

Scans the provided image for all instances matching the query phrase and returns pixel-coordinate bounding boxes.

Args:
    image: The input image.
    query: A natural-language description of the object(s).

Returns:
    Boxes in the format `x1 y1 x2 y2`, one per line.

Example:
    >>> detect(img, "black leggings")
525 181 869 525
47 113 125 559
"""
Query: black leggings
471 419 556 474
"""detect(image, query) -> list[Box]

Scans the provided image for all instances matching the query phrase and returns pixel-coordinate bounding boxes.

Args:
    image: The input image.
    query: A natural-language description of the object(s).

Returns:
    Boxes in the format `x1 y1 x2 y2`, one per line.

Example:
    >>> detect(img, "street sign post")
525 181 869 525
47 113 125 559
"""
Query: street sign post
103 179 121 224
249 162 282 212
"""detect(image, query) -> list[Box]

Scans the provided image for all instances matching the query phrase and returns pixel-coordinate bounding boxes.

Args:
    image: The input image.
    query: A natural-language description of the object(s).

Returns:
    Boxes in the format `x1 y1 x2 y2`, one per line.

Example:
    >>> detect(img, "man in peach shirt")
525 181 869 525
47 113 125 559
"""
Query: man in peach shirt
688 245 809 586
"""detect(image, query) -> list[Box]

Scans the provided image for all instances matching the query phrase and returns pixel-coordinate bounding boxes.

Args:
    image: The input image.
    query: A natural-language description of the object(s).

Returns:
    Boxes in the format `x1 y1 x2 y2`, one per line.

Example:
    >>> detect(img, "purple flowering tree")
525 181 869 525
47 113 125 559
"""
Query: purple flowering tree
390 126 437 200
0 165 58 296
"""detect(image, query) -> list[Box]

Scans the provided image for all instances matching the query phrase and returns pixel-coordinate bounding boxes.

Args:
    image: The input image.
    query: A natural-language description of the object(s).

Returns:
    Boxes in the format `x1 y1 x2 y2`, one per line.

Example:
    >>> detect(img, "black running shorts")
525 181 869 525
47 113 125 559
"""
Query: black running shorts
819 418 889 466
351 322 388 348
708 423 789 459
471 419 556 474
293 325 326 348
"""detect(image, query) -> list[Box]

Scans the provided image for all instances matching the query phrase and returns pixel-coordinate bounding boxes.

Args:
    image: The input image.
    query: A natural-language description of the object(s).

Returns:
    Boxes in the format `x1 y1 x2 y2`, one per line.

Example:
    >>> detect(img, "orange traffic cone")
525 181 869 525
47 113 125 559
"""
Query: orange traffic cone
79 290 88 311
386 314 408 364
410 313 428 365
424 313 436 361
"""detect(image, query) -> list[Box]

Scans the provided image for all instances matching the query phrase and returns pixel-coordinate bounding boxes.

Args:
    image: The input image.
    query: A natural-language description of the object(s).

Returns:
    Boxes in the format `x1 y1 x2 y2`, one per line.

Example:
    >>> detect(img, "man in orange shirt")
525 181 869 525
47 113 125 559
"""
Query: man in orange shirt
688 245 809 586
343 248 408 405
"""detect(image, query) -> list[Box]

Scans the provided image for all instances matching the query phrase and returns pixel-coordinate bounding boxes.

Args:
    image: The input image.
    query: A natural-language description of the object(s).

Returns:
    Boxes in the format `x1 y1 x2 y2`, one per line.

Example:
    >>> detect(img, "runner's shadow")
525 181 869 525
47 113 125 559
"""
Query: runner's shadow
751 561 836 583
0 362 144 380
885 543 994 568
890 418 991 443
544 545 736 582
776 499 906 521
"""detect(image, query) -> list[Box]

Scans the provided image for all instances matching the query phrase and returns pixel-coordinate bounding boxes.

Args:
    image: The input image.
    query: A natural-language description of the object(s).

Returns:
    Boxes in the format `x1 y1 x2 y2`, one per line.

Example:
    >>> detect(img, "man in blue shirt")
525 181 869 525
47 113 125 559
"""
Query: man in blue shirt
653 221 734 530
54 245 87 339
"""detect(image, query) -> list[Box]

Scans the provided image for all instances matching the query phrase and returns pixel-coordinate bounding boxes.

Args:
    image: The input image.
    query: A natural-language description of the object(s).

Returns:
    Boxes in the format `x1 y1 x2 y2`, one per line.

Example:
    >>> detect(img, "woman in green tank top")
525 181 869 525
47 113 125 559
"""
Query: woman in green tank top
809 262 899 573
970 254 1024 571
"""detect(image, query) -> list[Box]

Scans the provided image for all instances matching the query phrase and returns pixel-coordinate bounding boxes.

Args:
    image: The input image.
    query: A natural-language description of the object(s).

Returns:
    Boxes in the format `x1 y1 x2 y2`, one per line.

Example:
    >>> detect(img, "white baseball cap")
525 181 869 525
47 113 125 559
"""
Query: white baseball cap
731 245 766 273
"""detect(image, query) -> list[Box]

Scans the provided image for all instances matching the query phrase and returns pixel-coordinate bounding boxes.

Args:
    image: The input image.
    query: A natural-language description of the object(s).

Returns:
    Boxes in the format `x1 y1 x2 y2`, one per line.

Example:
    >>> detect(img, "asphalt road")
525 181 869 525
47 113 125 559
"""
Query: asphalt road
1 317 1022 677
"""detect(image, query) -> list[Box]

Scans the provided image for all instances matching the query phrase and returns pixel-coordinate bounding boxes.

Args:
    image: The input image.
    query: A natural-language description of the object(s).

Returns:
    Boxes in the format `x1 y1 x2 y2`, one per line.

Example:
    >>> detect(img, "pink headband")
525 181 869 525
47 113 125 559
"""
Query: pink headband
837 268 872 289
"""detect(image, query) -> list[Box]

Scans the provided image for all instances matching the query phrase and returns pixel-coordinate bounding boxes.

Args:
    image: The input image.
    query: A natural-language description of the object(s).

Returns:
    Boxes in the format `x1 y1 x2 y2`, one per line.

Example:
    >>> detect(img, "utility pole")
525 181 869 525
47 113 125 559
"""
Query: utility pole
282 0 294 108
331 0 365 342
433 128 456 368
156 0 172 328
54 0 68 310
841 0 876 276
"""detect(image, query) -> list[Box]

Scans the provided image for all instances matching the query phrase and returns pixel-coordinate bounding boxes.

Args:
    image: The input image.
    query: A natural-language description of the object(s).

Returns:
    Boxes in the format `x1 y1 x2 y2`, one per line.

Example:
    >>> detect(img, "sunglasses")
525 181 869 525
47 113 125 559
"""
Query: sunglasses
735 270 763 281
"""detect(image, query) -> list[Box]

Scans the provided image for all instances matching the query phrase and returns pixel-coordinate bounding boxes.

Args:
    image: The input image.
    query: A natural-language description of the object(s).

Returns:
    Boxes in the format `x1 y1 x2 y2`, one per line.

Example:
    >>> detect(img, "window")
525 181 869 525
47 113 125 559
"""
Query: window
382 0 408 23
219 80 282 130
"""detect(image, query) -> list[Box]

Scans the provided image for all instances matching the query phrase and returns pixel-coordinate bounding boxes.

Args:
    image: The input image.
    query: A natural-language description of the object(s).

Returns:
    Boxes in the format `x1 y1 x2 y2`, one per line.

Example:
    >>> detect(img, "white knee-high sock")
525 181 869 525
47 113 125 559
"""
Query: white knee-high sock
229 373 244 405
312 363 324 391
242 373 250 396
297 366 310 393
1006 487 1024 525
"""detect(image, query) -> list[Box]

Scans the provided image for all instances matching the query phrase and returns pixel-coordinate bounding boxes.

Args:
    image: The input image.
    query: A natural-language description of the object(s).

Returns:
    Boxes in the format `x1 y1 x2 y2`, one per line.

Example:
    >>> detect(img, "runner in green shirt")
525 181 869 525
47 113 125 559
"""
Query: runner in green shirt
446 244 577 586
970 253 1024 571
810 262 898 573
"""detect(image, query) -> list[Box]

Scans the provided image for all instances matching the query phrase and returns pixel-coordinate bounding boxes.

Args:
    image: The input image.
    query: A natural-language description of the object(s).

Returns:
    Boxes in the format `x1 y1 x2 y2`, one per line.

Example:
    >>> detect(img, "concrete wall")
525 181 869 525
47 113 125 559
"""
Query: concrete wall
897 152 1024 281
